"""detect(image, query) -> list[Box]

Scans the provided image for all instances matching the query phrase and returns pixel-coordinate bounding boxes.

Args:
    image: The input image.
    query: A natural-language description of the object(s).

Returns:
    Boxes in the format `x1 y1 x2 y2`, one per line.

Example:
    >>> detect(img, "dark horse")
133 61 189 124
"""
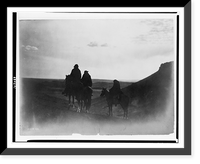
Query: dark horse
100 88 129 119
81 86 93 113
63 75 93 112
62 75 76 104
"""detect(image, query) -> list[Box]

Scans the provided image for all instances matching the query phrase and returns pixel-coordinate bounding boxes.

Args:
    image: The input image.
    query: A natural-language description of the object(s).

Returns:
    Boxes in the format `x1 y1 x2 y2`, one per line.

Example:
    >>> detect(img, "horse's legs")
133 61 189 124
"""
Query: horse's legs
85 98 90 113
123 108 126 119
80 97 83 111
124 110 126 119
124 109 128 119
88 98 91 110
72 95 75 104
84 99 87 112
120 97 129 119
109 105 113 116
80 99 83 111
76 99 81 113
70 94 76 109
85 100 88 113
79 99 82 111
68 94 71 104
76 95 83 112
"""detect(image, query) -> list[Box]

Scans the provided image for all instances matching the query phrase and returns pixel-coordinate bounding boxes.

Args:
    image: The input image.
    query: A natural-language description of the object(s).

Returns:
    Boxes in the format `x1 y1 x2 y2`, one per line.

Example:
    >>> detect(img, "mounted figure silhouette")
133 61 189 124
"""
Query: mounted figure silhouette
109 80 122 106
81 70 93 113
63 65 93 113
70 64 81 83
100 80 129 119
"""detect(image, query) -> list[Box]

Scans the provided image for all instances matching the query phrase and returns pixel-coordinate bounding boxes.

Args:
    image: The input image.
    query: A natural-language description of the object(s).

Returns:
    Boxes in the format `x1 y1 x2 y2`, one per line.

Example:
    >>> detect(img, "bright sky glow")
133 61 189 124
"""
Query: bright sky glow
19 14 175 81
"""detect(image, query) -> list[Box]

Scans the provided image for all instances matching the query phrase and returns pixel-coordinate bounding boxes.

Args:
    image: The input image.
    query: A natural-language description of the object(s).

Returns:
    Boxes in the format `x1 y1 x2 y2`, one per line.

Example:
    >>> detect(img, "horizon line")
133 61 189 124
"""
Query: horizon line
20 76 139 82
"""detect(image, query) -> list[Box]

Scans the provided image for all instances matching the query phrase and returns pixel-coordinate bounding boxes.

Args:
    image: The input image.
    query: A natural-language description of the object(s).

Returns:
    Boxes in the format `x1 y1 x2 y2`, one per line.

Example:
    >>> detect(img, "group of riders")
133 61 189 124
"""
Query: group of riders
64 64 123 106
69 64 92 88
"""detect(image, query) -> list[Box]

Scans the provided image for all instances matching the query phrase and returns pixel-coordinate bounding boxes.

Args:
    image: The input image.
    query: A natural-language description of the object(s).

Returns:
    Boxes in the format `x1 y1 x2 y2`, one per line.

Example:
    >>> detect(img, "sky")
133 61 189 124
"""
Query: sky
19 16 175 81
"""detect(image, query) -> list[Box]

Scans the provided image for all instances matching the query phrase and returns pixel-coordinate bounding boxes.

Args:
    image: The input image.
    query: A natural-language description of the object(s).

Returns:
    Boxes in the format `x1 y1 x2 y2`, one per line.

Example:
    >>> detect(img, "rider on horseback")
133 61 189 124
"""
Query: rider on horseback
109 79 122 106
70 64 81 83
81 70 93 111
81 70 92 87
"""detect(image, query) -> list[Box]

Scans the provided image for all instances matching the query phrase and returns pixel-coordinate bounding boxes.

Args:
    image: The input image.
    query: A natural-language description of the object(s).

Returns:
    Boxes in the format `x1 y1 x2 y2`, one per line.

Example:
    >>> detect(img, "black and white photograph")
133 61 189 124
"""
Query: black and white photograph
4 4 192 156
18 12 176 139
2 2 196 163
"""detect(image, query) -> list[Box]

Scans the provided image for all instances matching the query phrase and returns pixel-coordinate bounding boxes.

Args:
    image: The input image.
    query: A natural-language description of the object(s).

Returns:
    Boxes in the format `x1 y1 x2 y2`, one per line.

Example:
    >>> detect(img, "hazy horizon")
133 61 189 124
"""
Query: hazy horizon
20 76 139 82
19 14 175 81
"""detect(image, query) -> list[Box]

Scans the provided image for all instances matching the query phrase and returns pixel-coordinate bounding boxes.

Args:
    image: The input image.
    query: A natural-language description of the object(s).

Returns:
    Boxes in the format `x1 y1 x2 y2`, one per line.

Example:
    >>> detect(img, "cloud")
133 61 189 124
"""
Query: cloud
87 42 98 47
88 42 109 47
101 43 108 47
22 45 39 51
132 19 174 45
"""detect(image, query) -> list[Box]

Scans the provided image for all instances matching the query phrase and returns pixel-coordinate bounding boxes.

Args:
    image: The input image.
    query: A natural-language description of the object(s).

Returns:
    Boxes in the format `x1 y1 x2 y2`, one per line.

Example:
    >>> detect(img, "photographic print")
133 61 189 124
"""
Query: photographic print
18 13 176 138
4 4 191 155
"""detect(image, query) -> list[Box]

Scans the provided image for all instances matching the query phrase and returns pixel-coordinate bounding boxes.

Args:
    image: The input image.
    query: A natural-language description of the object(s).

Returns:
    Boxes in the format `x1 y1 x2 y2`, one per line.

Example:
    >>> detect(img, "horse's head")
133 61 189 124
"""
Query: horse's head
65 74 70 81
100 88 108 97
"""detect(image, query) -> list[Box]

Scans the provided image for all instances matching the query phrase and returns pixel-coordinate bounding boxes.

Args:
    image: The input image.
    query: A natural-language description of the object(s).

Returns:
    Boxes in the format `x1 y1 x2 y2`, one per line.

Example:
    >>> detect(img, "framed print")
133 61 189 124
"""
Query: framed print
3 1 191 155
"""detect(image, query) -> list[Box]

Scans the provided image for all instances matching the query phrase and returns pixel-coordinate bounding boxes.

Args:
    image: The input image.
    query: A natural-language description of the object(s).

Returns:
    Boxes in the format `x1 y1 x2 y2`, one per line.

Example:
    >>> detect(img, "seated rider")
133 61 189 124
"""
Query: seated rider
81 70 92 87
109 79 122 105
70 64 81 83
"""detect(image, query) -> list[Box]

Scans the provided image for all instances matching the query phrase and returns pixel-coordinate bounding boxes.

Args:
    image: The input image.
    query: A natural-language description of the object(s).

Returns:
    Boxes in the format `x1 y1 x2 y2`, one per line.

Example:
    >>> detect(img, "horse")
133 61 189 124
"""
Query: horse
72 80 84 112
100 88 129 119
63 75 93 112
72 84 93 113
81 86 93 113
62 75 75 104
